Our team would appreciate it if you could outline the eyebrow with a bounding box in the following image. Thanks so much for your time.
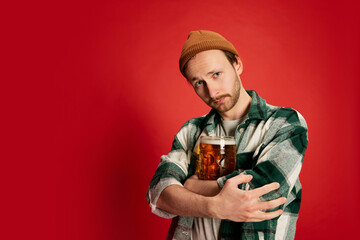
[190,70,218,82]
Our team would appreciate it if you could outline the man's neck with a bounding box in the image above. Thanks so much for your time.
[219,88,252,121]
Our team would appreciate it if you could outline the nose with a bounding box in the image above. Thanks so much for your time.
[207,82,219,99]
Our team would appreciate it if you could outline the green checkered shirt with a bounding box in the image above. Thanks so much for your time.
[147,90,308,240]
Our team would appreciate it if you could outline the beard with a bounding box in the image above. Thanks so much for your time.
[208,75,241,114]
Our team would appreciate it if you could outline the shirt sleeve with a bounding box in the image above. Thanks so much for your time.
[217,109,308,239]
[146,121,195,218]
[217,109,308,206]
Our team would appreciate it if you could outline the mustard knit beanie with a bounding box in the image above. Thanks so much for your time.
[179,30,239,76]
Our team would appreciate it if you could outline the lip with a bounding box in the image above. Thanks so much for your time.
[213,97,225,105]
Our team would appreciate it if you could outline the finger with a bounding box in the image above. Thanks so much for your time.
[250,182,280,198]
[190,174,199,180]
[257,197,287,211]
[246,209,284,222]
[227,174,253,186]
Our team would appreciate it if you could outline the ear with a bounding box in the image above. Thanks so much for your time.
[234,56,243,75]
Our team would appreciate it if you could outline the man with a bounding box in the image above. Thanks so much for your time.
[146,30,308,240]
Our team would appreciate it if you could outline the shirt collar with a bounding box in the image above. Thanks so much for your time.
[246,90,268,120]
[204,90,268,133]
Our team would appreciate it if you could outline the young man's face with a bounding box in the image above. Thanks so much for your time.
[185,50,243,116]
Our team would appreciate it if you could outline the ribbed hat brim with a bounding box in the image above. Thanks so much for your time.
[179,30,239,75]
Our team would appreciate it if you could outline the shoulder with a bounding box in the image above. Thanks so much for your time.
[265,103,307,131]
[256,104,309,153]
[181,114,207,129]
[179,109,216,132]
[173,111,213,151]
[257,103,308,144]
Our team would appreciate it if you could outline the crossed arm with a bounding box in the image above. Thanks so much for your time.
[153,110,307,223]
[156,174,287,222]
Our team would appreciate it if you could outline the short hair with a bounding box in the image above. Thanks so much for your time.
[182,50,238,79]
[223,50,238,66]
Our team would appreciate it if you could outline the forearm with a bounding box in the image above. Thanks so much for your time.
[184,177,221,196]
[156,185,216,218]
[155,174,286,222]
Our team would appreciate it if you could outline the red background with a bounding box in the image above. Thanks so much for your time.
[2,0,360,239]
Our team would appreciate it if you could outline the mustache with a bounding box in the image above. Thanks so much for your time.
[211,94,230,102]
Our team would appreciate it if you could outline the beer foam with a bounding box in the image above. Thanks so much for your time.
[201,137,235,145]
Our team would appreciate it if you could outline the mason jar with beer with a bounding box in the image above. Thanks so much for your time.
[196,136,237,180]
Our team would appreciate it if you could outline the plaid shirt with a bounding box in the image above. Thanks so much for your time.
[147,90,308,240]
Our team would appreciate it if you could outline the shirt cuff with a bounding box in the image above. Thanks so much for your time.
[147,178,183,219]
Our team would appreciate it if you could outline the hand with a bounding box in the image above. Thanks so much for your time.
[211,174,286,222]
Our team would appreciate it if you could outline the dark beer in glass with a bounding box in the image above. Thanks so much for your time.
[196,136,236,180]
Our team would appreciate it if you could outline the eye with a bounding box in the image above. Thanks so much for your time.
[213,72,221,78]
[194,81,204,87]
